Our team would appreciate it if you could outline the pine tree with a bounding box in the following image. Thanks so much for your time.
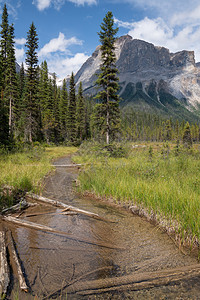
[0,95,9,146]
[19,62,25,99]
[59,78,68,140]
[76,82,86,141]
[0,4,11,146]
[4,24,18,137]
[165,119,172,141]
[95,11,120,144]
[183,122,192,148]
[38,61,56,143]
[0,54,3,97]
[51,72,60,143]
[24,22,39,142]
[0,3,9,94]
[67,72,77,143]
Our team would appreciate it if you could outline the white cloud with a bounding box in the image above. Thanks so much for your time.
[68,0,97,5]
[111,0,200,20]
[33,0,96,11]
[15,38,26,45]
[115,15,200,62]
[38,32,83,57]
[15,47,25,63]
[170,4,200,27]
[47,52,89,78]
[32,0,51,11]
[116,17,173,47]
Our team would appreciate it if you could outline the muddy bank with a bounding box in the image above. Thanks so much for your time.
[2,156,200,299]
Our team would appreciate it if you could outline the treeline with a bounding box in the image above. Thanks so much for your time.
[0,4,92,149]
[122,108,200,143]
[0,4,200,150]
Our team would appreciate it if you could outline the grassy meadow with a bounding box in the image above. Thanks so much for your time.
[0,145,77,210]
[74,141,200,247]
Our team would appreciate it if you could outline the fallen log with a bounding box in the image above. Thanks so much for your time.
[7,231,28,292]
[24,211,77,218]
[26,193,107,221]
[43,265,114,300]
[52,164,82,167]
[1,199,29,215]
[0,231,10,297]
[66,263,200,295]
[3,216,124,250]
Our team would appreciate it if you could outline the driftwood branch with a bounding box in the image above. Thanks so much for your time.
[66,263,200,295]
[3,216,124,250]
[43,265,114,300]
[52,164,82,167]
[25,211,77,218]
[7,231,28,292]
[0,231,9,297]
[26,193,107,221]
[1,200,29,215]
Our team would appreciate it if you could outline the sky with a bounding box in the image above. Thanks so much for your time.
[1,0,200,79]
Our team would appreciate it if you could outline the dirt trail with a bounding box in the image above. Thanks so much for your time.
[5,156,200,299]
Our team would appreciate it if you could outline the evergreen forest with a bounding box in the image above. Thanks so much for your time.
[0,4,200,151]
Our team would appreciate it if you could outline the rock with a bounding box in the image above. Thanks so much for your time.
[70,35,200,118]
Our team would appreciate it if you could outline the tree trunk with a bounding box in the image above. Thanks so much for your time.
[26,193,105,221]
[7,231,28,292]
[66,263,200,295]
[9,96,12,136]
[0,231,10,297]
[106,88,109,144]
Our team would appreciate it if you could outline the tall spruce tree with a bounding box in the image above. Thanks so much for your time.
[76,82,86,141]
[59,78,68,140]
[4,24,18,137]
[0,3,9,94]
[0,4,10,146]
[52,72,60,143]
[25,22,39,142]
[95,11,120,144]
[67,72,77,143]
[19,63,25,99]
[38,61,55,143]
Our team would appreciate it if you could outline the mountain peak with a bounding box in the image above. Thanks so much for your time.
[73,35,200,118]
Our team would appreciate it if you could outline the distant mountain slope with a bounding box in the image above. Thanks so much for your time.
[73,35,200,121]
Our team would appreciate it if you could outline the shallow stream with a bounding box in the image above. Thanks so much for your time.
[5,157,200,299]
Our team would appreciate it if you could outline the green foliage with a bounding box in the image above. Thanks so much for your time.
[59,78,68,140]
[24,22,39,142]
[4,23,18,138]
[0,3,9,90]
[76,82,86,142]
[67,72,77,144]
[0,145,77,210]
[77,140,130,159]
[75,143,200,245]
[183,121,193,148]
[39,61,56,143]
[95,11,120,144]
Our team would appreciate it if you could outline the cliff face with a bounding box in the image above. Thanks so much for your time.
[74,35,200,119]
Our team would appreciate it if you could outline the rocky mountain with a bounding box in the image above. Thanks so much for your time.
[74,35,200,121]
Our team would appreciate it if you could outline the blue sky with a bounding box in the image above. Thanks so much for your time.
[1,0,200,79]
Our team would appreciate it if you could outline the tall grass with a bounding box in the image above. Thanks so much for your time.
[0,145,77,209]
[74,142,200,244]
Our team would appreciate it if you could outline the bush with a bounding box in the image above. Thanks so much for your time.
[78,140,131,158]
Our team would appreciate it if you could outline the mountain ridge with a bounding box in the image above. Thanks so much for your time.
[72,35,200,121]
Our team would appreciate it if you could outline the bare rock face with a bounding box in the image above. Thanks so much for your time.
[74,35,200,117]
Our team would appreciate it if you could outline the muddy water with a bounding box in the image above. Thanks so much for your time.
[6,157,200,299]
